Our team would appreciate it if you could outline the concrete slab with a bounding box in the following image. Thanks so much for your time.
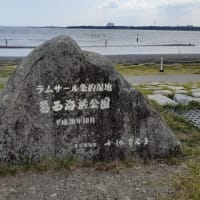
[153,90,173,96]
[147,94,177,106]
[193,98,200,102]
[192,92,200,98]
[191,88,200,92]
[167,86,185,90]
[174,90,188,94]
[174,94,196,105]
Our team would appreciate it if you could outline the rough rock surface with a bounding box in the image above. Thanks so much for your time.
[0,36,180,164]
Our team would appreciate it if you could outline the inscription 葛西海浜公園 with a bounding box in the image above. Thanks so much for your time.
[37,83,112,115]
[39,97,110,113]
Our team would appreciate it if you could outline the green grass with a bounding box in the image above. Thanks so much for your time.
[134,87,154,96]
[0,65,16,78]
[0,82,4,89]
[116,64,200,75]
[193,71,200,74]
[0,65,16,91]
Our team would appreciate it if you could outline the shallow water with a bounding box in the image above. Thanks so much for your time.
[0,27,200,56]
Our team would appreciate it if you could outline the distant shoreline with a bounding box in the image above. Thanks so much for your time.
[1,54,200,65]
[67,26,200,31]
[1,26,200,31]
[0,43,196,49]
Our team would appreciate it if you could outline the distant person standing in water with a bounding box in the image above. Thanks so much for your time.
[136,33,139,43]
[105,39,108,47]
[5,39,8,47]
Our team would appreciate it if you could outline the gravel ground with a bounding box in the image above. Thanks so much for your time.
[0,163,187,200]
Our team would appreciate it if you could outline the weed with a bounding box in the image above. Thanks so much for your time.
[0,165,18,176]
[0,156,77,176]
[32,159,54,173]
[54,155,76,171]
[122,159,137,168]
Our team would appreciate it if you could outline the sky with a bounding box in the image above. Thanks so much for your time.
[0,0,200,26]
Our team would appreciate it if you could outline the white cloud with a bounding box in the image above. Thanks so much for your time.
[94,0,200,26]
[103,1,118,8]
[100,0,200,10]
[1,0,200,26]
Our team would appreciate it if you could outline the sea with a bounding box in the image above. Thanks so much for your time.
[0,26,200,57]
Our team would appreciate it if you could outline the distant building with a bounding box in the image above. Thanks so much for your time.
[106,22,115,27]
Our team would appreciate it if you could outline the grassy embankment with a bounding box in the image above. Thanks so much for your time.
[117,63,200,200]
[0,64,200,199]
[148,101,200,200]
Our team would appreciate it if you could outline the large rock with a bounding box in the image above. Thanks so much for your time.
[0,36,180,164]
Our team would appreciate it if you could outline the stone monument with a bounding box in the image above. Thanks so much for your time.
[0,36,180,164]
